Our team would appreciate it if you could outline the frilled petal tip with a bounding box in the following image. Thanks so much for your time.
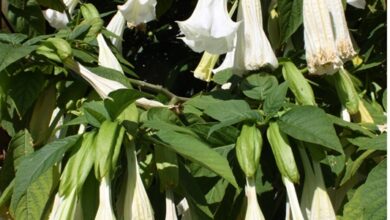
[106,11,126,51]
[43,9,69,29]
[306,51,343,75]
[347,0,366,9]
[118,0,157,26]
[177,0,240,55]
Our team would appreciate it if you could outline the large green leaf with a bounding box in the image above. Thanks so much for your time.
[264,82,288,116]
[241,73,278,100]
[342,161,386,220]
[327,114,375,137]
[278,0,303,43]
[8,71,45,117]
[204,100,259,122]
[156,130,238,188]
[104,89,141,120]
[0,43,36,72]
[278,0,303,42]
[347,134,387,151]
[11,167,58,220]
[278,106,343,153]
[9,130,34,170]
[12,135,81,211]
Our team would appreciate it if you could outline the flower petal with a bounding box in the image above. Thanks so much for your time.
[347,0,366,9]
[106,11,126,51]
[118,0,157,26]
[97,34,124,74]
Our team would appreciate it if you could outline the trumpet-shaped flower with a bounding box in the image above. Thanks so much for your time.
[347,0,366,9]
[97,34,124,73]
[48,190,78,220]
[43,0,79,29]
[123,143,154,220]
[326,0,357,61]
[95,176,116,220]
[234,0,278,71]
[177,0,240,54]
[118,0,157,26]
[303,0,342,75]
[177,198,191,220]
[106,11,127,51]
[245,178,265,220]
[193,52,219,81]
[283,177,304,220]
[66,60,126,98]
[165,190,178,220]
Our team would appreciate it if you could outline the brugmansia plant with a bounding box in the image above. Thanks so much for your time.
[0,0,386,220]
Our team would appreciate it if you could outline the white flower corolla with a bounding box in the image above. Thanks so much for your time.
[165,190,178,220]
[177,0,240,55]
[245,178,265,220]
[326,0,357,61]
[95,176,116,220]
[48,190,78,220]
[283,177,304,220]
[303,0,342,75]
[118,0,157,26]
[123,144,154,220]
[213,48,236,74]
[177,198,191,220]
[97,34,124,74]
[234,0,278,71]
[106,11,127,51]
[66,61,126,98]
[347,0,366,9]
[340,106,351,122]
[43,0,79,29]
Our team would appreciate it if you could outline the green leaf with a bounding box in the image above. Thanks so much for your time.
[8,71,45,117]
[241,73,278,100]
[208,111,262,136]
[12,135,81,211]
[8,2,46,36]
[341,186,364,220]
[0,43,36,72]
[278,106,343,153]
[205,179,229,205]
[340,150,375,185]
[347,134,387,151]
[156,130,238,188]
[278,0,303,43]
[104,89,141,120]
[263,82,288,116]
[82,101,111,127]
[9,130,34,170]
[361,160,386,220]
[36,0,65,12]
[11,167,58,220]
[144,120,196,136]
[0,33,28,44]
[203,100,254,121]
[327,114,376,137]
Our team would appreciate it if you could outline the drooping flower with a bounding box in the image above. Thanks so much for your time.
[106,11,127,51]
[177,0,240,54]
[43,0,79,29]
[326,0,356,61]
[347,0,366,9]
[245,178,265,220]
[118,0,157,27]
[165,190,178,220]
[234,0,278,71]
[48,190,78,220]
[303,0,342,75]
[97,34,124,73]
[177,198,191,220]
[123,143,154,220]
[283,176,305,220]
[95,176,117,220]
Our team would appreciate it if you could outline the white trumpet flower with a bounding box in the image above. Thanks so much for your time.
[97,34,124,74]
[118,0,157,26]
[48,190,78,220]
[106,11,127,51]
[165,190,178,220]
[123,144,154,220]
[283,177,304,220]
[234,0,278,71]
[326,0,357,61]
[177,198,191,220]
[66,61,126,99]
[347,0,366,9]
[95,176,116,220]
[245,178,265,220]
[177,0,240,54]
[303,0,342,75]
[43,0,79,29]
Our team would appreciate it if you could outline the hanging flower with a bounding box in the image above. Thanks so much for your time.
[97,34,124,74]
[234,0,278,71]
[303,0,342,75]
[48,190,78,220]
[95,176,116,220]
[106,11,127,51]
[283,176,305,220]
[118,0,157,27]
[43,0,79,29]
[326,0,357,61]
[177,0,240,54]
[347,0,366,9]
[165,190,178,220]
[245,178,265,220]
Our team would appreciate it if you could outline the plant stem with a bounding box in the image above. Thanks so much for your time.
[128,78,189,103]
